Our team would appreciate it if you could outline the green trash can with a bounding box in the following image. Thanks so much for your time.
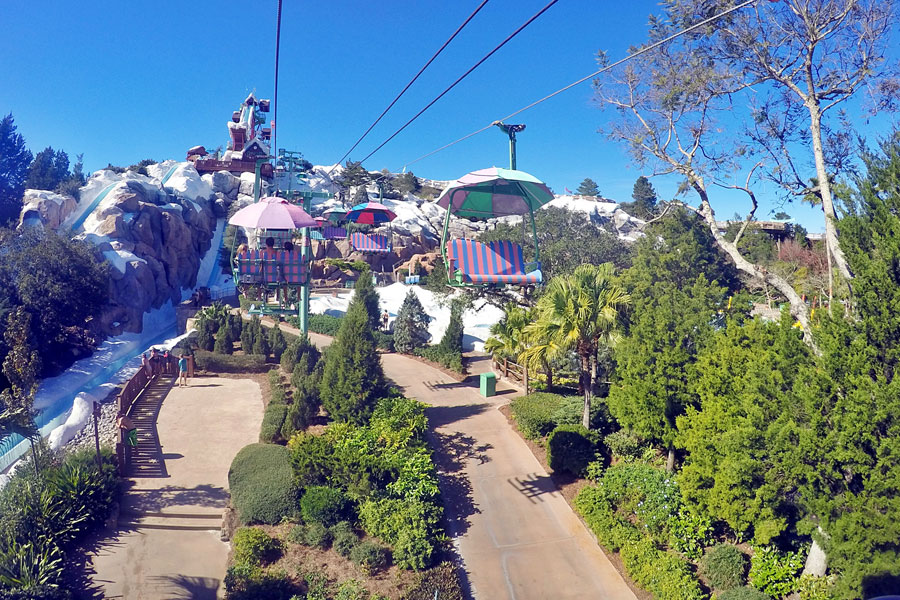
[480,372,497,397]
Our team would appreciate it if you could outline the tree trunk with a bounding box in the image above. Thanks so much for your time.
[542,358,553,393]
[666,443,675,473]
[807,103,852,281]
[580,353,592,430]
[802,528,829,577]
[29,438,39,477]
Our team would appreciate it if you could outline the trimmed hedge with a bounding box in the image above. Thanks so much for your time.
[546,424,601,476]
[194,349,269,373]
[232,527,281,567]
[718,588,772,600]
[700,544,748,591]
[299,486,349,527]
[509,393,567,439]
[259,403,288,444]
[228,443,298,524]
[416,346,463,373]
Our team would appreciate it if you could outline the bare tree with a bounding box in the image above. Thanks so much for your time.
[664,0,897,282]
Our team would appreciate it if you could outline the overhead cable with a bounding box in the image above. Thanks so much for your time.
[327,0,492,175]
[400,0,758,171]
[356,0,561,167]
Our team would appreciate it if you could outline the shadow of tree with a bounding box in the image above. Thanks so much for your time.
[425,403,490,429]
[862,572,900,599]
[507,473,560,504]
[121,483,229,513]
[427,429,491,540]
[148,574,220,599]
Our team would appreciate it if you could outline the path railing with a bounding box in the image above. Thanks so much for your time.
[491,355,530,394]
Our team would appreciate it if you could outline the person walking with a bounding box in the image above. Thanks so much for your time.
[381,310,390,332]
[149,348,160,376]
[141,352,150,377]
[178,354,189,387]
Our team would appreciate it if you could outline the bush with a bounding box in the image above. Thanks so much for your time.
[550,395,614,434]
[358,498,442,570]
[700,544,748,591]
[546,424,601,476]
[350,540,390,572]
[749,546,803,599]
[416,346,463,373]
[223,564,298,600]
[291,314,343,336]
[603,430,644,462]
[268,324,287,361]
[260,402,288,444]
[300,486,349,527]
[718,587,773,600]
[509,392,567,439]
[373,330,394,352]
[620,537,706,600]
[402,562,464,600]
[289,433,334,487]
[229,444,298,524]
[232,527,282,567]
[330,521,359,557]
[666,509,713,561]
[193,350,269,373]
[281,333,321,373]
[214,322,234,354]
[296,522,331,549]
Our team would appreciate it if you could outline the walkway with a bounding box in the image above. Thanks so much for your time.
[302,329,636,600]
[88,376,262,599]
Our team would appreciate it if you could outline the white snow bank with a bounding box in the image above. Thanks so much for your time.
[310,282,504,352]
[48,392,98,450]
[162,162,213,201]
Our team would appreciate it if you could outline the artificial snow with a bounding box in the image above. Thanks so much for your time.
[47,392,98,450]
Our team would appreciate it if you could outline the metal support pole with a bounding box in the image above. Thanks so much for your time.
[93,401,102,470]
[493,122,525,170]
[300,193,311,335]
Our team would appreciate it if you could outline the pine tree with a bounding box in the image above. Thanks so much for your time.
[319,298,384,424]
[353,272,381,331]
[268,323,287,361]
[337,160,371,188]
[251,328,270,357]
[576,178,600,197]
[618,176,659,219]
[196,319,216,351]
[214,322,233,354]
[438,298,465,354]
[25,146,69,191]
[395,171,421,195]
[393,290,430,354]
[0,114,33,224]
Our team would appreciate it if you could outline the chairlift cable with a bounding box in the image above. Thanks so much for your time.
[355,0,561,168]
[400,0,759,171]
[327,0,492,176]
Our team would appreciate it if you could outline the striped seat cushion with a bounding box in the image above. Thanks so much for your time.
[261,250,280,284]
[279,251,308,284]
[350,232,391,253]
[237,250,261,282]
[309,230,326,241]
[446,239,542,284]
[323,226,347,240]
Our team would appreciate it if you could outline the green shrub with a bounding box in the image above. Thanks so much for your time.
[546,424,601,476]
[438,299,465,354]
[260,403,288,444]
[666,508,713,561]
[573,485,642,552]
[193,350,269,373]
[300,486,349,527]
[229,444,298,524]
[358,498,442,570]
[402,562,464,600]
[719,587,772,600]
[281,333,321,373]
[700,544,748,591]
[232,527,281,567]
[0,584,73,599]
[373,331,394,352]
[416,346,463,373]
[290,314,343,336]
[749,546,803,599]
[214,322,234,354]
[350,540,390,572]
[330,521,359,557]
[551,395,613,433]
[302,522,332,549]
[0,538,65,592]
[223,564,298,600]
[509,393,567,439]
[288,433,334,486]
[268,324,287,361]
[603,429,644,462]
[620,537,706,600]
[797,574,836,600]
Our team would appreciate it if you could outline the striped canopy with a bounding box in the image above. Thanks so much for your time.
[346,202,397,225]
[228,196,316,229]
[435,167,554,218]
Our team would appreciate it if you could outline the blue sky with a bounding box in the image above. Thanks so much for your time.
[2,0,896,232]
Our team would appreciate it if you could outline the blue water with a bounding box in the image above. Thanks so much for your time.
[69,182,118,233]
[0,324,176,472]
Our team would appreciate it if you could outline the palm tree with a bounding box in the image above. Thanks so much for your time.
[523,263,629,429]
[486,304,559,391]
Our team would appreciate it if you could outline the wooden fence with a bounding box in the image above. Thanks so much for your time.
[115,354,192,475]
[491,355,530,394]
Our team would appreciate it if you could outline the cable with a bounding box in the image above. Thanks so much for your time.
[356,0,560,167]
[327,0,492,175]
[273,0,283,167]
[400,0,758,171]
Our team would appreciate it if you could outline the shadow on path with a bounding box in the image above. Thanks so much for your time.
[427,429,491,540]
[508,473,560,504]
[122,483,229,513]
[148,575,220,599]
[425,403,490,429]
[128,377,174,478]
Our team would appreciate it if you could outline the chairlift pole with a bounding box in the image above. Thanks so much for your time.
[493,121,526,170]
[280,148,312,335]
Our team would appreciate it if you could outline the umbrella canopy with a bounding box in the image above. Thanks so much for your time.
[345,201,397,225]
[313,216,329,227]
[323,209,347,224]
[435,167,554,218]
[228,196,317,229]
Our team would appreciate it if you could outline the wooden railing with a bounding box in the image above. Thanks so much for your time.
[491,355,530,394]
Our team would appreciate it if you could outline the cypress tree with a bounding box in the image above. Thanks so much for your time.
[252,328,270,357]
[196,318,216,351]
[268,323,287,361]
[393,290,430,354]
[319,299,384,424]
[438,298,465,354]
[213,322,233,354]
[353,271,381,330]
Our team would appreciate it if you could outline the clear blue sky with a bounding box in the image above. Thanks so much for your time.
[2,0,896,232]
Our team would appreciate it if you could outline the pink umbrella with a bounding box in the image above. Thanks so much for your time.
[228,196,317,229]
[313,216,329,228]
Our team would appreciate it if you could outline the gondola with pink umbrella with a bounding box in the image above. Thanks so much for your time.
[346,201,397,254]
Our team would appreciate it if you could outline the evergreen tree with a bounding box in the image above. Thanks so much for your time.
[228,313,243,341]
[353,272,380,331]
[196,319,216,351]
[576,178,600,196]
[393,290,430,354]
[319,298,384,424]
[25,146,69,191]
[395,172,421,195]
[240,318,255,353]
[0,114,33,224]
[268,323,287,361]
[337,160,371,188]
[214,322,233,355]
[438,298,465,354]
[251,327,270,357]
[0,308,41,473]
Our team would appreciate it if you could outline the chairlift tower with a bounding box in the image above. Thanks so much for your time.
[492,121,526,170]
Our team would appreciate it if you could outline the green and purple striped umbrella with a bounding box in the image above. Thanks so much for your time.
[435,167,555,218]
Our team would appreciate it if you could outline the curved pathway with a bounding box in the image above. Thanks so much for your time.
[88,377,262,599]
[302,330,636,600]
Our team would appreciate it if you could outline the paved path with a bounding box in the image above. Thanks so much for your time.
[300,328,636,600]
[88,376,262,599]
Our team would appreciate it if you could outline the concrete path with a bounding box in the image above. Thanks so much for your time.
[299,329,636,600]
[89,376,262,600]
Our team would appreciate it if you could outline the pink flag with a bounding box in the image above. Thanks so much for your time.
[564,186,573,194]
